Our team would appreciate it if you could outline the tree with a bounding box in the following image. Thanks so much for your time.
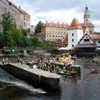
[4,31,14,47]
[93,32,100,34]
[1,12,14,32]
[12,29,24,47]
[1,12,15,47]
[35,21,43,33]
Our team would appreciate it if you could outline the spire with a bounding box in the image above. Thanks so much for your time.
[84,4,90,23]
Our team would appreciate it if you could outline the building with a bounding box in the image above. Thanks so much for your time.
[67,18,83,49]
[30,25,35,34]
[63,5,94,48]
[42,22,68,41]
[81,5,94,33]
[0,0,30,32]
[75,33,100,57]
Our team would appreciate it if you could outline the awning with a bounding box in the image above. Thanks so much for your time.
[58,47,74,50]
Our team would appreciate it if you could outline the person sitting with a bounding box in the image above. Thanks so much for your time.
[56,65,60,72]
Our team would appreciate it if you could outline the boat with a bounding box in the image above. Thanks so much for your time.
[41,65,78,76]
[90,69,100,73]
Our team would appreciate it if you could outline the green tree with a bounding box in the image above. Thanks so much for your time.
[93,32,100,34]
[31,36,41,47]
[0,33,5,48]
[4,31,14,47]
[1,12,14,32]
[1,12,15,47]
[35,21,43,33]
[12,29,24,47]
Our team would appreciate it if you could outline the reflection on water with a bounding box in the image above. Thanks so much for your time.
[0,58,100,100]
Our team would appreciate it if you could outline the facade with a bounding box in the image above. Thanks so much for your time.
[75,34,100,57]
[63,5,94,48]
[0,0,30,32]
[42,22,68,41]
[30,25,35,34]
[67,18,83,48]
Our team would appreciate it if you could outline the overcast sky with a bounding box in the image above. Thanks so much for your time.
[10,0,100,32]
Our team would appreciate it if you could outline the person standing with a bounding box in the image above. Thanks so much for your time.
[2,58,5,64]
[17,57,20,63]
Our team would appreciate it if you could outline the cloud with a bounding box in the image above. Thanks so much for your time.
[31,8,83,24]
[10,0,100,32]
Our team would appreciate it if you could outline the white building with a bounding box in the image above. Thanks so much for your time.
[63,5,94,49]
[67,18,83,49]
[78,34,100,50]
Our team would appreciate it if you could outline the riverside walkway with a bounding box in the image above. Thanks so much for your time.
[0,63,61,92]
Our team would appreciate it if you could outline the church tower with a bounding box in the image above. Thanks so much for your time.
[84,5,90,23]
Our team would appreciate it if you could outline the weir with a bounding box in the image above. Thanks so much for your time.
[0,63,61,92]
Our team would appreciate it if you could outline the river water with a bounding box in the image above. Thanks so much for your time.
[0,58,100,100]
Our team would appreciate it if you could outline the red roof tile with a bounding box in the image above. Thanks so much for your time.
[78,33,100,44]
[81,23,94,27]
[89,34,100,40]
[8,0,30,16]
[68,18,82,30]
[44,22,69,28]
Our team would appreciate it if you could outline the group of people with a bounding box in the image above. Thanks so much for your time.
[38,61,73,73]
[2,57,8,64]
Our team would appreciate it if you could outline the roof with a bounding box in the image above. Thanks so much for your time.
[89,34,100,40]
[44,22,69,28]
[19,8,30,16]
[63,33,68,44]
[8,0,30,16]
[81,23,94,27]
[78,33,100,44]
[68,18,82,30]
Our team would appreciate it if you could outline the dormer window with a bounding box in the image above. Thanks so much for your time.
[84,39,89,42]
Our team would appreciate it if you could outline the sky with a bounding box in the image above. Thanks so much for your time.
[10,0,100,32]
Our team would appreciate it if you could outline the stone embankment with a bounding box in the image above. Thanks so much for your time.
[0,63,61,92]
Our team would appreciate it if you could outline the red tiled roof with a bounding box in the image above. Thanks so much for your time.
[81,23,94,33]
[19,8,30,16]
[78,33,100,44]
[44,22,69,28]
[81,23,94,27]
[68,18,82,30]
[8,0,30,16]
[89,34,100,40]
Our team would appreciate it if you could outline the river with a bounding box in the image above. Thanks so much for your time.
[0,58,100,100]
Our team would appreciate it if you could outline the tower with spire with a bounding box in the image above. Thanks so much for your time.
[84,5,90,23]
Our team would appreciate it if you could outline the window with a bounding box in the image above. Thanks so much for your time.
[98,41,100,43]
[72,39,74,42]
[84,39,89,42]
[72,33,74,36]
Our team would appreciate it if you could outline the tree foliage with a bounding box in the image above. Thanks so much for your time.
[93,32,100,34]
[35,21,43,33]
[0,13,55,48]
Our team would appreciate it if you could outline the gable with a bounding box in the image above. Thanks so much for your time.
[79,34,94,44]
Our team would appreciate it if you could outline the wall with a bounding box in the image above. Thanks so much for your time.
[80,34,94,44]
[68,29,83,48]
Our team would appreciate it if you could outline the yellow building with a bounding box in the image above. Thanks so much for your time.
[42,22,68,41]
